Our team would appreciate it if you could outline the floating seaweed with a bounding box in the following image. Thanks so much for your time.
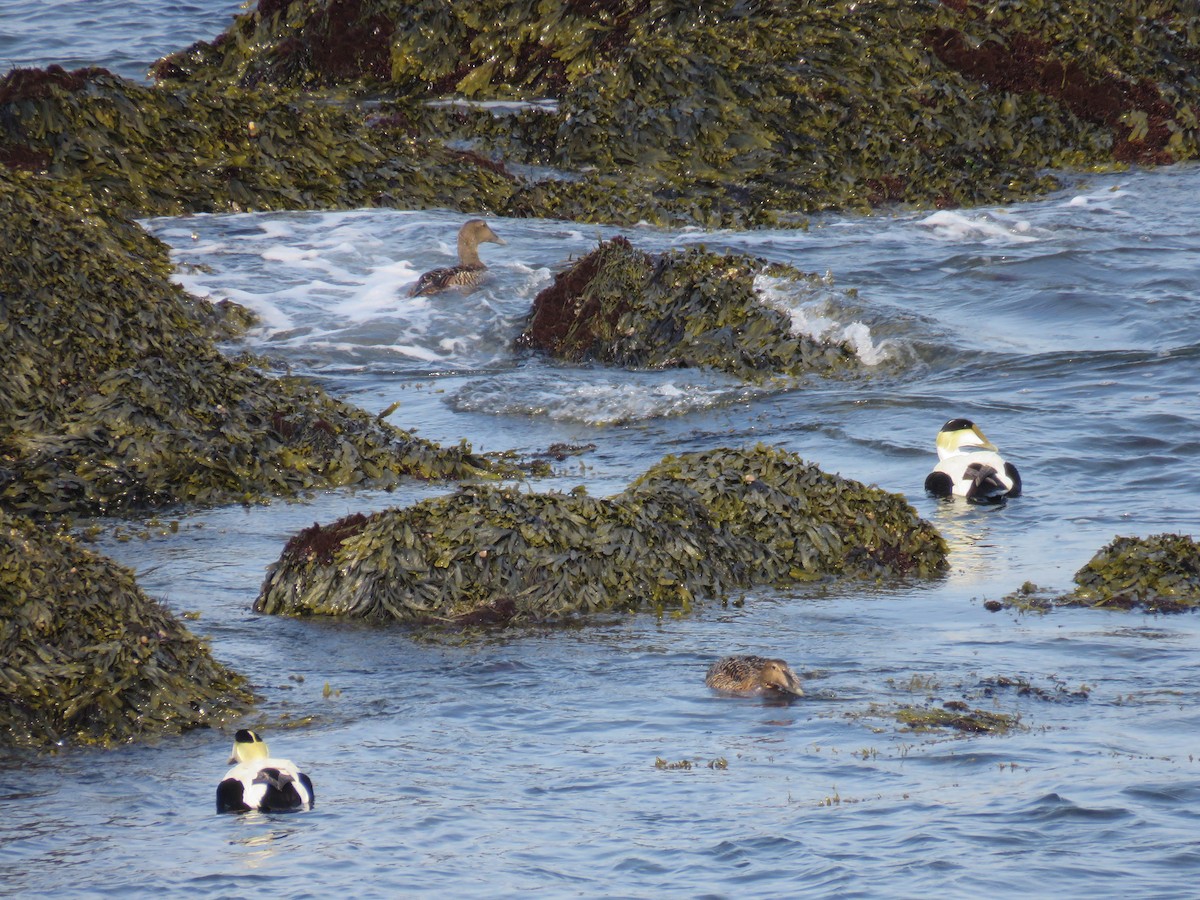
[892,704,1021,735]
[0,510,254,749]
[993,533,1200,614]
[256,445,948,625]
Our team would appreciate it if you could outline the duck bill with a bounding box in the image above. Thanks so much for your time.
[970,426,998,452]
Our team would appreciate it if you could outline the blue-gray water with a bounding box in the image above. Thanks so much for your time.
[4,5,1200,898]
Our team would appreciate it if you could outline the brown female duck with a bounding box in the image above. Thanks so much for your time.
[705,655,804,697]
[409,219,506,297]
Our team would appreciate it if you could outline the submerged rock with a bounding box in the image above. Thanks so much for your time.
[0,172,512,518]
[0,511,254,749]
[995,533,1200,613]
[256,445,948,625]
[517,236,859,380]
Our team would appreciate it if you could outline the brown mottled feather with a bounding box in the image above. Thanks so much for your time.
[409,219,505,297]
[705,655,804,696]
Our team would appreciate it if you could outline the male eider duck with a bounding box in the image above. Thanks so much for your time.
[216,729,314,814]
[408,218,506,296]
[705,655,804,697]
[924,418,1022,503]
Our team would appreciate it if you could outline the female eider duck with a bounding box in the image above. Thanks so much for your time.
[408,218,506,296]
[216,729,314,814]
[705,655,804,697]
[924,417,1022,503]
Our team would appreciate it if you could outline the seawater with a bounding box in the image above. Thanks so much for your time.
[4,5,1200,898]
[0,1,244,82]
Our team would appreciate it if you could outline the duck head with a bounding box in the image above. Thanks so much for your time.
[228,729,270,765]
[757,659,804,696]
[458,219,506,262]
[935,418,998,460]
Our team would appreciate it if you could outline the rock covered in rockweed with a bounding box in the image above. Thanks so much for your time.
[0,170,512,518]
[516,236,860,380]
[997,533,1200,614]
[0,510,254,749]
[0,63,519,220]
[255,445,949,624]
[147,0,1200,225]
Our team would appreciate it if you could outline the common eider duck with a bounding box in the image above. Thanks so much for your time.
[216,729,314,814]
[705,655,804,697]
[408,219,506,296]
[924,417,1022,503]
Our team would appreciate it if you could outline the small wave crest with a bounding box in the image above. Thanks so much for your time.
[450,369,769,425]
[754,274,894,366]
[917,209,1042,244]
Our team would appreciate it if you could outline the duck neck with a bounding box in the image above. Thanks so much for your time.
[458,235,484,268]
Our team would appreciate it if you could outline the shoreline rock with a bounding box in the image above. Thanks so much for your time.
[994,533,1200,614]
[0,171,513,520]
[0,510,254,750]
[149,0,1200,224]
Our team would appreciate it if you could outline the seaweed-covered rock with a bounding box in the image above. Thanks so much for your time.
[517,237,859,380]
[256,445,948,624]
[0,64,517,220]
[0,511,253,749]
[995,533,1200,613]
[146,0,1200,225]
[0,170,509,518]
[1069,534,1200,610]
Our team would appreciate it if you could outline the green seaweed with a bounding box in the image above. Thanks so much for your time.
[255,444,948,624]
[892,703,1021,735]
[136,0,1200,226]
[0,510,254,749]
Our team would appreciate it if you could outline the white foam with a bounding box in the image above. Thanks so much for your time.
[754,275,891,366]
[451,372,765,425]
[1063,185,1132,215]
[916,209,1040,244]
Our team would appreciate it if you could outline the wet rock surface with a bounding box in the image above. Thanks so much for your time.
[995,534,1200,614]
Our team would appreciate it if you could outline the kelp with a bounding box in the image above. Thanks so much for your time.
[517,236,859,380]
[0,170,512,518]
[256,445,948,624]
[0,510,254,749]
[141,0,1200,225]
[995,533,1200,614]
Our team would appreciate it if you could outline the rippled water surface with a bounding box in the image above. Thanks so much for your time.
[0,0,243,81]
[4,6,1200,898]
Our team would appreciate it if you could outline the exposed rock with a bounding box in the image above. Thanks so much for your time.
[517,237,860,380]
[995,533,1200,613]
[141,0,1200,224]
[0,171,511,518]
[0,510,254,749]
[256,445,949,624]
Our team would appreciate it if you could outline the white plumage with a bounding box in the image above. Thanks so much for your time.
[216,729,314,814]
[924,418,1022,503]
